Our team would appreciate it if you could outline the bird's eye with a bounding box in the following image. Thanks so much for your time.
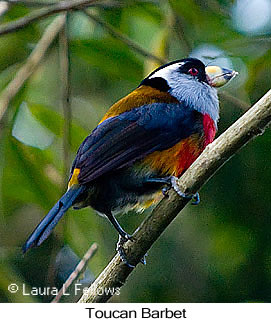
[188,68,199,76]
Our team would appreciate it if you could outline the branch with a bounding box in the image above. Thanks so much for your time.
[4,0,158,8]
[0,14,65,121]
[83,10,166,64]
[51,243,98,303]
[220,91,250,111]
[168,0,192,55]
[4,0,58,6]
[0,0,100,36]
[59,13,72,185]
[78,89,271,303]
[0,1,9,18]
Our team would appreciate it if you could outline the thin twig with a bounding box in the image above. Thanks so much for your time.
[83,10,166,65]
[5,0,57,6]
[0,14,66,122]
[168,0,191,55]
[0,0,100,36]
[0,1,9,18]
[220,91,251,111]
[171,14,191,55]
[4,0,156,8]
[52,242,98,303]
[78,89,271,303]
[206,0,230,17]
[59,13,71,186]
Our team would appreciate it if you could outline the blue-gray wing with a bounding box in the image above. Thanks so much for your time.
[70,103,202,184]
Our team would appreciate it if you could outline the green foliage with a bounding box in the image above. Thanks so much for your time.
[0,0,270,303]
[70,38,143,82]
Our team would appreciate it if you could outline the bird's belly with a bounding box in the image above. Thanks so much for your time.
[74,166,164,215]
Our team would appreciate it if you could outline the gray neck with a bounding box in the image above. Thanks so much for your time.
[167,74,220,127]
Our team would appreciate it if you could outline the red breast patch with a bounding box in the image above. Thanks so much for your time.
[202,114,216,147]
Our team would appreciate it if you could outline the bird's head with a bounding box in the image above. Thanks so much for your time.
[141,57,237,90]
[141,57,238,125]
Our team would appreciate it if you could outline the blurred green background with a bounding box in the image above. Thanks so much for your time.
[0,0,270,303]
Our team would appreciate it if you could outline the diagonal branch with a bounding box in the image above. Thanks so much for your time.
[78,88,271,303]
[51,242,98,303]
[220,91,250,111]
[83,10,166,64]
[0,0,101,36]
[59,13,72,186]
[0,14,65,121]
[5,0,58,6]
[0,1,9,18]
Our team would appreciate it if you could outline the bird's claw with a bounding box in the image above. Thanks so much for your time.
[140,252,148,265]
[116,235,147,267]
[116,234,135,268]
[191,192,200,205]
[170,176,200,205]
[162,186,170,197]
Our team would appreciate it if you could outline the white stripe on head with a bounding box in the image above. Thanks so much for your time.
[149,62,185,80]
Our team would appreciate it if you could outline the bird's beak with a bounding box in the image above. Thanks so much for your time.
[205,66,238,88]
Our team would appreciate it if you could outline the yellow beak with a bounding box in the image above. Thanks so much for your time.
[205,66,238,88]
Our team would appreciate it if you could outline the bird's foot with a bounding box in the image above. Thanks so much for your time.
[116,234,135,268]
[170,176,200,205]
[116,234,147,267]
[140,252,148,265]
[162,185,171,197]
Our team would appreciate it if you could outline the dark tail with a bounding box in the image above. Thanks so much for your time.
[23,185,85,253]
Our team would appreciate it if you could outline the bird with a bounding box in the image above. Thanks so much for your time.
[23,57,237,266]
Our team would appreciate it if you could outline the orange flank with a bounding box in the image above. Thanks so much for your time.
[143,134,203,177]
[68,168,80,188]
[134,134,204,212]
[99,85,179,124]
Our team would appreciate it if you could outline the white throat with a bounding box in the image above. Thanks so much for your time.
[149,63,220,126]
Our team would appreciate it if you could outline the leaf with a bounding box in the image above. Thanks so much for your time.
[12,102,55,150]
[27,103,89,151]
[70,38,143,83]
[2,135,59,210]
